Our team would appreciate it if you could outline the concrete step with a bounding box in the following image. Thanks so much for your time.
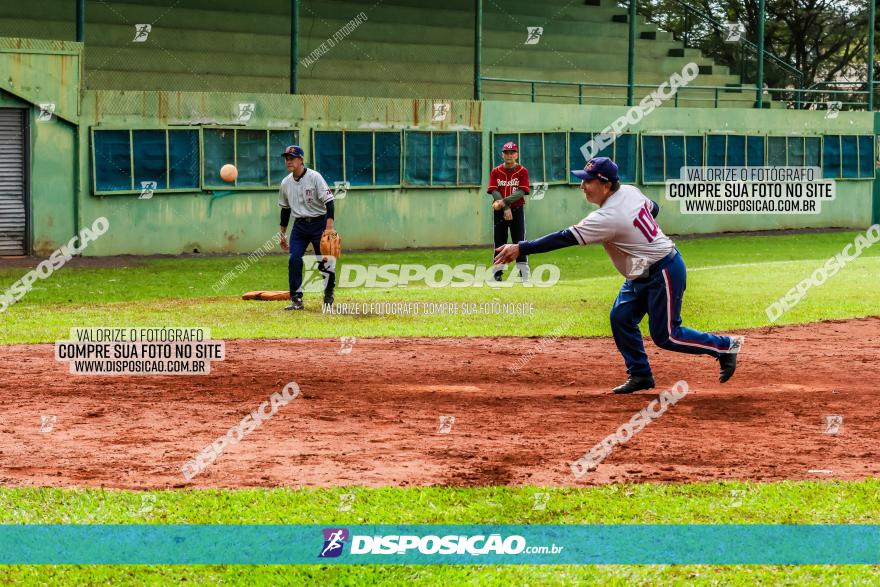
[62,17,704,61]
[297,3,652,33]
[303,58,743,87]
[84,69,290,93]
[83,70,768,107]
[7,14,699,63]
[79,41,737,85]
[0,0,674,47]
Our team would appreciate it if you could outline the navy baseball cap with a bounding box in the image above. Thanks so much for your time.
[572,157,619,182]
[280,145,305,158]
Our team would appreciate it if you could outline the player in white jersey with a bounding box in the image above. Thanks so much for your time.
[494,157,743,394]
[277,145,336,310]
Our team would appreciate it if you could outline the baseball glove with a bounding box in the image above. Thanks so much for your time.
[320,229,342,259]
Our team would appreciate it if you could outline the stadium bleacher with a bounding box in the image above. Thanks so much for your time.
[1,0,770,107]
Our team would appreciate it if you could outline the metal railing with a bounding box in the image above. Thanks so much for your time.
[480,77,871,109]
[807,80,879,94]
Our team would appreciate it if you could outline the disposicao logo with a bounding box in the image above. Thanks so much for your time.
[316,530,564,557]
[318,528,349,558]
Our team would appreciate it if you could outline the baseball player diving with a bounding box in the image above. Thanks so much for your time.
[277,145,336,310]
[494,157,743,394]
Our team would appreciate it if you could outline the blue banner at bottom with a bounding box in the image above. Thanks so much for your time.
[0,525,876,564]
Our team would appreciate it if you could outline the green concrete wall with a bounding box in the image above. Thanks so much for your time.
[503,103,875,239]
[75,92,488,255]
[0,37,81,123]
[0,37,80,255]
[0,91,76,255]
[0,33,874,256]
[30,108,77,253]
[60,90,873,256]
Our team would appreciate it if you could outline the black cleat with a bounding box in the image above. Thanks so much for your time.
[323,292,334,306]
[718,336,744,383]
[284,298,304,311]
[612,375,655,394]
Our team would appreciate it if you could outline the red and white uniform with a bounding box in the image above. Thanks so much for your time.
[487,164,530,209]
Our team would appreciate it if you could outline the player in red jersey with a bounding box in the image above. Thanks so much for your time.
[487,142,530,282]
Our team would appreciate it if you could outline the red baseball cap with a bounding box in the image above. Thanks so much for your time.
[502,142,518,152]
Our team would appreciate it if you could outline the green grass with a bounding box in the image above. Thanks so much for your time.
[2,231,879,583]
[1,481,878,584]
[1,231,879,344]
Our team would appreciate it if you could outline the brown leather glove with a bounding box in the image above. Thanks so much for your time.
[320,230,342,259]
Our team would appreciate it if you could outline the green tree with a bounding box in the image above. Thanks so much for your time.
[639,0,870,91]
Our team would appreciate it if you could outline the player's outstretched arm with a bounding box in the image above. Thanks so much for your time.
[494,229,578,264]
[519,229,578,255]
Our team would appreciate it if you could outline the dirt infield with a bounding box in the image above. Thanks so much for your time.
[1,318,878,489]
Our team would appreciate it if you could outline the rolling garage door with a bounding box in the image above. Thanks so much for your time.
[0,109,27,255]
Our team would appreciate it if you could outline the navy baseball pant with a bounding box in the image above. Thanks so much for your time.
[609,250,733,377]
[288,216,335,299]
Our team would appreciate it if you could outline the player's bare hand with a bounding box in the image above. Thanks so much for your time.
[492,200,504,211]
[279,232,289,252]
[503,208,513,221]
[494,244,519,265]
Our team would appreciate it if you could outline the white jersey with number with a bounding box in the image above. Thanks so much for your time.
[567,184,675,279]
[277,168,333,219]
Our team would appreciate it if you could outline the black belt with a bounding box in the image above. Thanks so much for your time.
[295,215,324,223]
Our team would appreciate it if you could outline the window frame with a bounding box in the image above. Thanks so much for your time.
[764,135,822,169]
[821,134,876,180]
[91,127,202,196]
[201,127,300,191]
[311,129,404,189]
[639,133,705,184]
[765,135,789,167]
[567,132,639,184]
[705,133,767,167]
[403,130,483,188]
[745,135,767,167]
[491,131,568,186]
